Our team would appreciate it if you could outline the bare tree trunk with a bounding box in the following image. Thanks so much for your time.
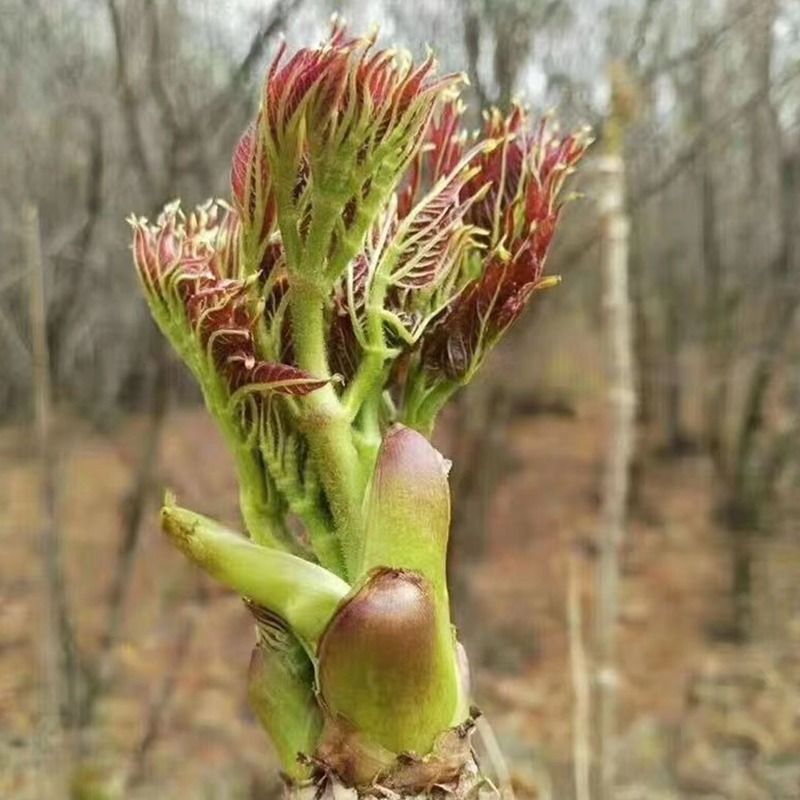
[698,168,728,468]
[721,0,795,641]
[628,230,654,428]
[25,203,74,799]
[692,63,728,470]
[662,270,686,453]
[593,155,635,800]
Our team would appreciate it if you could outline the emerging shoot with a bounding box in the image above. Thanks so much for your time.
[129,17,588,796]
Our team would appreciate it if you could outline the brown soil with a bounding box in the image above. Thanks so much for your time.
[0,403,795,798]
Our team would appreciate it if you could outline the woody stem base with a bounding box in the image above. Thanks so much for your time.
[284,754,495,800]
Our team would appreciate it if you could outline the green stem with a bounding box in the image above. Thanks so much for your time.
[403,379,459,437]
[296,502,345,575]
[342,277,392,421]
[234,446,288,544]
[353,387,384,471]
[290,282,365,579]
[203,380,301,553]
[342,345,389,421]
[147,299,297,552]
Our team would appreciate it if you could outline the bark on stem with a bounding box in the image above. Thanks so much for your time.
[282,751,493,800]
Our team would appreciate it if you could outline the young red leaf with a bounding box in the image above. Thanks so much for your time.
[418,113,590,380]
[130,201,329,404]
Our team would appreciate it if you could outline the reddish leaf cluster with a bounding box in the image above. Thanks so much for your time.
[263,21,451,162]
[322,90,587,386]
[132,21,588,411]
[462,106,530,237]
[231,117,276,247]
[399,96,466,219]
[328,154,487,380]
[393,168,480,290]
[419,108,590,380]
[265,21,359,142]
[131,201,327,400]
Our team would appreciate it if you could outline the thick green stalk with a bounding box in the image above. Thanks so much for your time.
[342,273,392,422]
[141,293,297,553]
[289,282,366,578]
[233,444,293,550]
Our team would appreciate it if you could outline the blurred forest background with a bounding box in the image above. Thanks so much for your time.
[2,0,800,798]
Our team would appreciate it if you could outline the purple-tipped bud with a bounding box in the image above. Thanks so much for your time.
[318,569,459,759]
[359,425,450,609]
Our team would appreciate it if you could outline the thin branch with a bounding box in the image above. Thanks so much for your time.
[732,268,799,489]
[124,603,199,791]
[143,0,181,137]
[730,115,800,494]
[556,63,800,272]
[568,555,591,800]
[73,108,104,266]
[201,0,304,131]
[0,304,32,382]
[84,342,171,720]
[627,0,664,66]
[48,106,105,353]
[104,354,169,653]
[462,0,490,112]
[172,0,304,185]
[105,0,156,195]
[638,0,760,87]
[475,716,515,800]
[26,203,78,795]
[639,63,800,200]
